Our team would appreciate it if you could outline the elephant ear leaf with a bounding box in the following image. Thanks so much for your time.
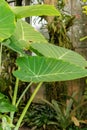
[30,43,87,67]
[3,20,47,55]
[12,4,61,19]
[13,56,87,83]
[0,0,15,42]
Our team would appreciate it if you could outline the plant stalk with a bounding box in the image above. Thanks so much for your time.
[10,78,19,122]
[16,82,32,107]
[14,82,43,130]
[12,78,19,105]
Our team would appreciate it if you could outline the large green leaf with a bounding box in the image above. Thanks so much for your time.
[3,20,47,55]
[0,0,15,42]
[12,4,61,19]
[13,56,87,83]
[30,43,87,67]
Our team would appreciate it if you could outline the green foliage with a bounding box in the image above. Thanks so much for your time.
[45,0,75,49]
[0,93,16,130]
[0,126,3,130]
[0,0,15,42]
[24,103,57,129]
[0,0,87,130]
[12,4,61,19]
[80,4,87,41]
[3,20,47,55]
[37,95,87,130]
[22,94,87,130]
[1,116,14,130]
[82,0,87,2]
[30,43,87,67]
[13,56,87,82]
[0,1,61,129]
[82,6,87,15]
[47,16,74,48]
[84,88,87,99]
[57,0,65,9]
[0,92,16,113]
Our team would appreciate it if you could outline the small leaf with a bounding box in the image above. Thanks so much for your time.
[0,100,16,113]
[0,97,16,113]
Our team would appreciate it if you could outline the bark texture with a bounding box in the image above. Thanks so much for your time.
[44,0,57,23]
[15,0,22,6]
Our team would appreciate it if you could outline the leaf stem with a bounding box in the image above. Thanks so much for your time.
[10,78,19,122]
[16,82,32,107]
[14,82,43,130]
[12,78,19,105]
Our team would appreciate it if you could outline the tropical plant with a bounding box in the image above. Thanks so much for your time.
[21,93,87,130]
[37,93,87,130]
[0,0,87,130]
[22,103,57,130]
[37,0,75,102]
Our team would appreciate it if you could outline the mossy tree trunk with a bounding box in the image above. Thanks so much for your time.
[66,0,86,102]
[44,0,57,23]
[43,0,86,102]
[43,0,68,102]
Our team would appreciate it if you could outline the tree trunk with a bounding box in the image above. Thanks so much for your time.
[15,0,22,6]
[44,0,57,6]
[44,0,86,103]
[44,0,68,102]
[44,0,57,23]
[66,0,86,102]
